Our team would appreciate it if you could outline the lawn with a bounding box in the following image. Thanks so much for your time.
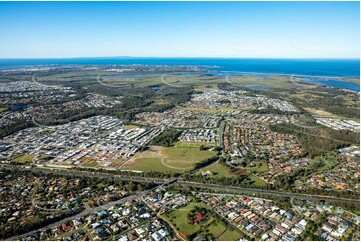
[164,202,233,239]
[165,203,200,236]
[124,157,180,173]
[198,163,236,178]
[311,153,338,171]
[81,162,98,168]
[11,154,34,164]
[124,146,216,173]
[247,174,268,187]
[244,161,269,173]
[217,228,242,241]
[207,221,227,238]
[162,146,215,161]
[174,141,215,148]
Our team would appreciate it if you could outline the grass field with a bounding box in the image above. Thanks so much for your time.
[123,146,216,173]
[217,228,242,241]
[247,174,268,187]
[207,221,227,238]
[311,153,338,171]
[124,157,179,173]
[304,107,340,118]
[165,203,200,235]
[107,158,126,167]
[135,74,226,87]
[174,141,215,148]
[0,107,7,113]
[11,154,34,164]
[194,84,219,91]
[198,163,236,178]
[227,75,295,90]
[162,146,215,162]
[81,162,98,168]
[244,161,269,173]
[164,202,242,240]
[176,106,218,113]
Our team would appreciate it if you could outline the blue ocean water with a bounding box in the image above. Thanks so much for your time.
[0,58,359,91]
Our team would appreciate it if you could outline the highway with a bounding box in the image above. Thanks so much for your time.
[176,181,360,204]
[1,164,359,205]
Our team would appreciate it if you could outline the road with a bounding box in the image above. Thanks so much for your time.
[176,181,360,204]
[211,207,248,238]
[0,164,167,183]
[4,172,178,241]
[141,198,185,241]
[1,164,359,205]
[5,196,128,241]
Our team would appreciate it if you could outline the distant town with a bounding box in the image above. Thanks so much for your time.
[0,64,359,241]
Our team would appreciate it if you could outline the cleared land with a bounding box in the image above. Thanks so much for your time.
[305,107,340,118]
[174,141,215,148]
[122,146,216,173]
[81,162,98,168]
[11,154,34,164]
[198,163,236,178]
[123,125,140,130]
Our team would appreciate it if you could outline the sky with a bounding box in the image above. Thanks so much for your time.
[0,1,359,58]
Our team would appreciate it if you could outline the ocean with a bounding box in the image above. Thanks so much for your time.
[0,57,359,91]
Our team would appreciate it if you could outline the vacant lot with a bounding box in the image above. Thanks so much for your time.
[81,162,98,168]
[165,203,200,236]
[198,163,235,178]
[11,154,34,164]
[244,161,269,173]
[123,145,216,173]
[165,202,243,240]
[247,174,268,187]
[217,228,242,241]
[207,221,228,238]
[174,141,215,148]
[304,107,339,118]
[227,75,295,90]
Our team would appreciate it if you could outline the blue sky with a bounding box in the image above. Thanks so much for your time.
[0,1,359,58]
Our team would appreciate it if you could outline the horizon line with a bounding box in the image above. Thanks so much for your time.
[0,56,360,60]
